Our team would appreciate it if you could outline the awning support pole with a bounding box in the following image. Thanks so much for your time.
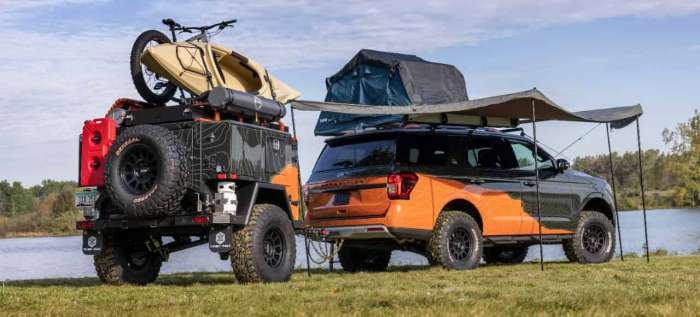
[290,106,313,276]
[635,118,650,262]
[606,123,624,261]
[532,100,544,271]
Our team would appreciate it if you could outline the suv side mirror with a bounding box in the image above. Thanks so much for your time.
[556,159,570,172]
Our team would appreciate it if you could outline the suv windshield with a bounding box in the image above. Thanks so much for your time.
[313,139,395,172]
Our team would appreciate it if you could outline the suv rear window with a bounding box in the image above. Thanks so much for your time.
[313,139,395,172]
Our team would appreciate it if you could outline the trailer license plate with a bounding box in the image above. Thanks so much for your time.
[75,190,99,207]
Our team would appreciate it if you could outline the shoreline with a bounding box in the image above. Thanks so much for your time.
[1,208,698,240]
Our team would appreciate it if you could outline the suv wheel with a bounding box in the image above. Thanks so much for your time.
[231,204,296,283]
[483,246,529,264]
[94,236,162,285]
[105,124,190,218]
[428,210,482,270]
[338,246,391,272]
[562,211,615,264]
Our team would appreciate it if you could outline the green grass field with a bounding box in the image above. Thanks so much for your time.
[2,256,699,316]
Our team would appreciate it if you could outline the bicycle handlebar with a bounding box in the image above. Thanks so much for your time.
[163,18,237,33]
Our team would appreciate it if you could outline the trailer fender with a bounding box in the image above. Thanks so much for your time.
[234,182,298,227]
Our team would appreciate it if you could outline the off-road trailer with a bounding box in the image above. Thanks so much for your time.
[76,99,304,284]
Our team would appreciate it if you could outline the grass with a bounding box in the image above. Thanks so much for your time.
[2,256,699,317]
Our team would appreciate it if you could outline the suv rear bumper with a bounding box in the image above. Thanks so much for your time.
[322,225,395,240]
[310,225,433,242]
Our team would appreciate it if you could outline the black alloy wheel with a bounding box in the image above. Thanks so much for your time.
[582,224,607,255]
[562,211,615,264]
[94,236,163,285]
[428,210,482,270]
[231,204,296,283]
[104,124,190,218]
[448,228,472,261]
[262,227,286,268]
[119,144,159,195]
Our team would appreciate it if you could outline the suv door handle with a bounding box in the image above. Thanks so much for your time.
[523,180,537,187]
[469,178,485,185]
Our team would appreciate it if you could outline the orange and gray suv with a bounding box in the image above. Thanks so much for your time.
[304,127,617,271]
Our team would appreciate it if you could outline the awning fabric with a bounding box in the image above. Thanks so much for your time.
[291,88,642,129]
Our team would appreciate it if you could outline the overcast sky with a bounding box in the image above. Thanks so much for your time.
[0,0,699,185]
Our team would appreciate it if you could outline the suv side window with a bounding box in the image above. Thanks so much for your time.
[467,135,517,169]
[508,139,554,171]
[397,134,460,166]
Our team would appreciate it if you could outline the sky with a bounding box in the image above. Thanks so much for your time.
[0,0,698,185]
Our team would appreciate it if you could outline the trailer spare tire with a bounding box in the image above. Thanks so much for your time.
[105,124,190,218]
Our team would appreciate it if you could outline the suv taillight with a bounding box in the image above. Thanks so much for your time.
[387,172,418,200]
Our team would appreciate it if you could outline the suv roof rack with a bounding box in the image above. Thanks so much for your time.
[500,127,526,136]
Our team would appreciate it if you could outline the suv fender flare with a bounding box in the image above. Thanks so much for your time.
[434,199,484,232]
[578,193,616,225]
[234,182,300,228]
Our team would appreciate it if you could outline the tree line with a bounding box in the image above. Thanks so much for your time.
[0,179,78,216]
[1,111,698,218]
[573,110,700,210]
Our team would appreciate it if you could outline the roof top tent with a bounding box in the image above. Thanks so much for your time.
[314,49,469,136]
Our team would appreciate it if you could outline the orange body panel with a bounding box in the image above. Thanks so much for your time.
[307,176,389,219]
[306,172,574,237]
[270,164,302,222]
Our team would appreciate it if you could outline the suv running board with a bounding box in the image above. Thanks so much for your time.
[484,234,574,246]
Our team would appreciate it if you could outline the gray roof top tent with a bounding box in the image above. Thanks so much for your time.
[292,49,648,273]
[314,49,469,136]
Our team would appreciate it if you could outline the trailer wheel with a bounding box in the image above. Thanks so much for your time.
[231,204,296,283]
[338,246,391,272]
[428,210,482,270]
[105,124,190,218]
[130,30,177,105]
[563,211,616,264]
[94,237,162,285]
[482,246,529,264]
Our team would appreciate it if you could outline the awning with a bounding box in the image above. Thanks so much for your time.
[291,88,642,129]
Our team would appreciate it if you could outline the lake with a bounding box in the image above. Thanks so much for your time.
[1,209,698,281]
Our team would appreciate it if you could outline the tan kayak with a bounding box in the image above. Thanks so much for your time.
[141,41,301,104]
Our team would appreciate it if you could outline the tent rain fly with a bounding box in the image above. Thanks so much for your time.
[292,88,642,129]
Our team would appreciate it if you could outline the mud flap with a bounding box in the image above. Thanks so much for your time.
[209,226,233,253]
[82,230,102,255]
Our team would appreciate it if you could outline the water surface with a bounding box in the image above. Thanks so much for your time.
[1,209,698,281]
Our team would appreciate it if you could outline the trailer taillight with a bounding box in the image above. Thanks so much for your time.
[76,220,96,230]
[192,216,209,224]
[387,172,418,200]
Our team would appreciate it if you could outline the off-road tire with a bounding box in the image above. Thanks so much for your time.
[562,211,616,264]
[428,210,482,270]
[425,253,439,266]
[482,246,529,264]
[94,239,162,285]
[231,204,296,283]
[105,125,190,218]
[130,30,177,105]
[338,246,391,272]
